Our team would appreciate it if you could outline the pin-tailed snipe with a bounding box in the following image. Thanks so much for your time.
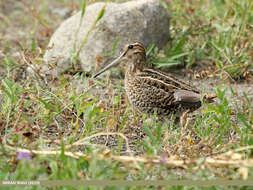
[93,42,216,117]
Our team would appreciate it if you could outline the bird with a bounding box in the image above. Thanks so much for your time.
[93,42,216,118]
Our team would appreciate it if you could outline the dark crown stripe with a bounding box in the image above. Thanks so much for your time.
[132,42,146,54]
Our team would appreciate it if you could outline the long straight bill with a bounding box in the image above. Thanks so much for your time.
[93,53,124,78]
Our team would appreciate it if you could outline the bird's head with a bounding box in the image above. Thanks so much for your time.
[93,42,146,78]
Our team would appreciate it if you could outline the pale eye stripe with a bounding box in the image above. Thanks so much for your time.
[133,42,144,47]
[133,43,145,51]
[137,76,181,90]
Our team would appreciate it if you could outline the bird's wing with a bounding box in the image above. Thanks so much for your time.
[134,70,202,113]
[140,68,200,93]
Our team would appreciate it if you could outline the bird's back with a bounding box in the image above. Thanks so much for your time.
[125,67,202,116]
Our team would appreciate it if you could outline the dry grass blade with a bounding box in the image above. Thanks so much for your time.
[4,144,253,169]
[67,132,131,153]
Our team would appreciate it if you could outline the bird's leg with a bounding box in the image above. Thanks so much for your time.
[179,109,191,141]
[180,109,190,129]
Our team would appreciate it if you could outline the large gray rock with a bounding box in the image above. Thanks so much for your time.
[44,0,170,75]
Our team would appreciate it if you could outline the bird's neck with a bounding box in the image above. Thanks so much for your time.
[127,57,146,74]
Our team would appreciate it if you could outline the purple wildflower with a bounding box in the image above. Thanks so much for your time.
[17,152,32,161]
[160,157,167,164]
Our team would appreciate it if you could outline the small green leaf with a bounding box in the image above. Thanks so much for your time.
[156,124,162,142]
[95,5,105,24]
[146,44,155,56]
[37,97,54,110]
[112,38,120,52]
[238,113,250,128]
[4,56,16,69]
[143,124,156,144]
[81,0,87,19]
[78,99,98,117]
[215,59,223,70]
[1,78,21,104]
[60,140,66,162]
[173,35,187,52]
[1,85,12,102]
[31,39,36,52]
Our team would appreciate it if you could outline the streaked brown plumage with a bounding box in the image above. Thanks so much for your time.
[93,42,216,117]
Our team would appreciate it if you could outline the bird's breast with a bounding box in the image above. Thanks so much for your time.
[125,72,146,110]
[124,72,167,114]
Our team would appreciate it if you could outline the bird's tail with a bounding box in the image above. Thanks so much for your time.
[203,93,217,103]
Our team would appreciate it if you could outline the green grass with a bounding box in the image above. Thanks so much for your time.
[0,0,253,189]
[157,0,253,80]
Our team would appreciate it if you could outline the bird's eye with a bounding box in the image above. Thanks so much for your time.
[128,45,133,49]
